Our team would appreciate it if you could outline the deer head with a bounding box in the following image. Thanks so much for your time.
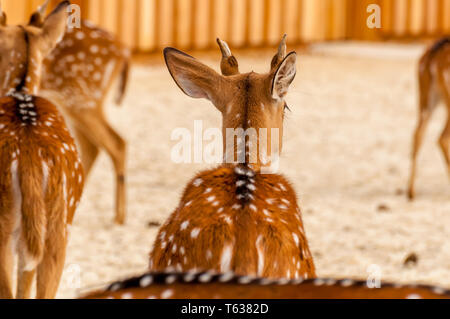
[164,35,297,172]
[0,1,69,96]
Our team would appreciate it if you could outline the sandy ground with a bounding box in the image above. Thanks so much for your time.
[55,42,450,298]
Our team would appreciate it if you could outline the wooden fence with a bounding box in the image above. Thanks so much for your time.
[4,0,450,52]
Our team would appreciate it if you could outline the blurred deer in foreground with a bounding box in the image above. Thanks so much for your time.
[150,36,316,280]
[408,37,450,200]
[27,0,130,224]
[82,271,450,299]
[0,1,84,299]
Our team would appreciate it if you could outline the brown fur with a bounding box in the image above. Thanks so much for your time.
[150,165,315,278]
[149,37,315,280]
[408,38,450,199]
[27,3,130,225]
[82,271,450,300]
[0,1,84,299]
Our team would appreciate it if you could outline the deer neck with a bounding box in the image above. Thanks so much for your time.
[6,27,41,96]
[223,77,279,173]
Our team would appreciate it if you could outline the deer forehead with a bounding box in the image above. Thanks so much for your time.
[224,73,283,118]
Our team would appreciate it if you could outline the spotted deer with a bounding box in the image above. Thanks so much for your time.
[82,271,450,299]
[149,37,316,280]
[0,1,84,299]
[25,0,130,224]
[408,37,450,200]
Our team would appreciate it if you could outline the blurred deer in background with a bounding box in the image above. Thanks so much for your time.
[0,1,84,299]
[82,271,450,299]
[408,37,450,200]
[27,0,130,224]
[150,36,316,280]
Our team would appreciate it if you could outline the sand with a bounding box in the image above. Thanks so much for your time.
[56,42,450,298]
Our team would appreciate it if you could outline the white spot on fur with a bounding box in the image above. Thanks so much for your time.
[292,233,300,246]
[180,221,189,230]
[193,178,203,187]
[161,289,174,299]
[256,235,264,276]
[220,244,233,272]
[191,228,201,238]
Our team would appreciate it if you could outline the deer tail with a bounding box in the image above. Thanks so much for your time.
[16,157,47,270]
[115,59,130,106]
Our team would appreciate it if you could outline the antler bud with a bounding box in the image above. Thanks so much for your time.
[271,34,288,70]
[217,38,239,76]
[38,0,51,16]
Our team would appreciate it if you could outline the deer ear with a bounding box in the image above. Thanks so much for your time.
[164,47,231,108]
[271,52,297,100]
[28,0,51,27]
[0,12,7,26]
[40,1,69,53]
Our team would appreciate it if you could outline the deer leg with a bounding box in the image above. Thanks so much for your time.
[35,229,67,299]
[0,207,14,299]
[439,122,450,179]
[439,117,450,181]
[0,236,14,299]
[76,115,127,225]
[408,111,432,200]
[73,127,100,177]
[103,123,127,225]
[16,252,36,299]
[36,195,67,299]
[437,70,450,179]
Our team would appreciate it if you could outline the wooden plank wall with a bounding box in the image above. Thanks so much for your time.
[4,0,450,52]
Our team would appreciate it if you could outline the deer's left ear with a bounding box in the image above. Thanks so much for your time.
[0,12,7,26]
[271,52,297,100]
[40,1,69,54]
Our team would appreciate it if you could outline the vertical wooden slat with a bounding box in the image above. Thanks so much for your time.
[301,0,325,41]
[101,0,119,34]
[138,0,156,51]
[393,0,408,36]
[4,0,27,24]
[444,0,450,32]
[426,0,439,34]
[230,0,246,47]
[332,0,347,39]
[266,0,282,45]
[248,0,264,46]
[283,0,299,42]
[381,0,394,38]
[176,0,192,49]
[213,0,229,42]
[194,0,210,49]
[158,0,174,48]
[10,0,450,52]
[296,0,303,41]
[410,0,425,36]
[209,0,217,47]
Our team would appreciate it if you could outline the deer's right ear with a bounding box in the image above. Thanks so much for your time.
[40,1,70,53]
[0,4,7,26]
[164,47,230,107]
[28,0,50,27]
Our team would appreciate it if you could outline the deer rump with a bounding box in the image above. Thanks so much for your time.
[150,165,316,279]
